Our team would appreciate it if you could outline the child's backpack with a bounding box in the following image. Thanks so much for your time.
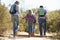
[9,5,17,14]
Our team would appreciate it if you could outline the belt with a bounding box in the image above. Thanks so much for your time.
[39,15,45,17]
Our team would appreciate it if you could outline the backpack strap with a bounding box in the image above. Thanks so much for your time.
[13,4,16,12]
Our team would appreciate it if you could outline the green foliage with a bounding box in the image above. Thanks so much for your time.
[47,10,60,32]
[0,4,60,34]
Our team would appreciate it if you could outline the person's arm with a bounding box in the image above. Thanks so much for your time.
[45,10,48,18]
[22,16,26,19]
[33,15,36,23]
[22,14,28,20]
[35,9,39,14]
[16,5,23,17]
[19,9,23,18]
[35,9,40,17]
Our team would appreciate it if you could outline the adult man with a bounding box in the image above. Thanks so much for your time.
[36,5,47,36]
[10,1,21,37]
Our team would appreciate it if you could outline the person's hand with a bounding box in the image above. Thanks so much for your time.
[45,14,47,19]
[20,15,23,18]
[19,14,23,18]
[22,17,24,19]
[22,17,26,19]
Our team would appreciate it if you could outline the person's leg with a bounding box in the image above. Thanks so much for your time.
[13,15,19,37]
[12,15,19,37]
[28,22,32,37]
[15,15,20,31]
[44,19,47,36]
[13,21,16,37]
[31,23,35,36]
[11,15,16,38]
[39,18,43,36]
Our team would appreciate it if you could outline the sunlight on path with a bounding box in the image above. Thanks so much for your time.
[0,37,55,40]
[0,32,58,40]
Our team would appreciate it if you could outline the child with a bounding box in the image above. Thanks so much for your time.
[24,10,36,37]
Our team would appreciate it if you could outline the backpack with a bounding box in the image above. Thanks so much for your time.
[9,5,17,14]
[39,8,44,16]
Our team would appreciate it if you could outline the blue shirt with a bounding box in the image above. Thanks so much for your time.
[37,8,47,16]
[36,8,47,19]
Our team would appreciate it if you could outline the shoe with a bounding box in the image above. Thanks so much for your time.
[31,33,34,37]
[28,33,31,37]
[40,33,43,37]
[18,26,19,30]
[44,34,46,37]
[15,26,19,32]
[44,33,46,36]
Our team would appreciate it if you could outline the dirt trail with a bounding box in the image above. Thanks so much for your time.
[0,31,58,40]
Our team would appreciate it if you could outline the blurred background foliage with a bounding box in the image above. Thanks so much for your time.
[0,4,60,35]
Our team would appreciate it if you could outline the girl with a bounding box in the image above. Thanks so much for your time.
[24,10,36,37]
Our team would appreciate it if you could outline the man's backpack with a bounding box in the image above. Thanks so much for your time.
[39,8,45,16]
[9,5,17,14]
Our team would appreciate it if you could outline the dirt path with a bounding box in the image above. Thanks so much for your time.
[0,37,55,40]
[0,32,59,40]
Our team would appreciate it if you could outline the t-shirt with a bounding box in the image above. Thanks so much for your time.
[26,14,36,23]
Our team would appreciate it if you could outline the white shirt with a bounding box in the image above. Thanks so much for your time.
[11,4,22,17]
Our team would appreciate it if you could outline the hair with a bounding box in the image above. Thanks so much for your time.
[28,10,32,14]
[40,5,43,8]
[15,1,19,4]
